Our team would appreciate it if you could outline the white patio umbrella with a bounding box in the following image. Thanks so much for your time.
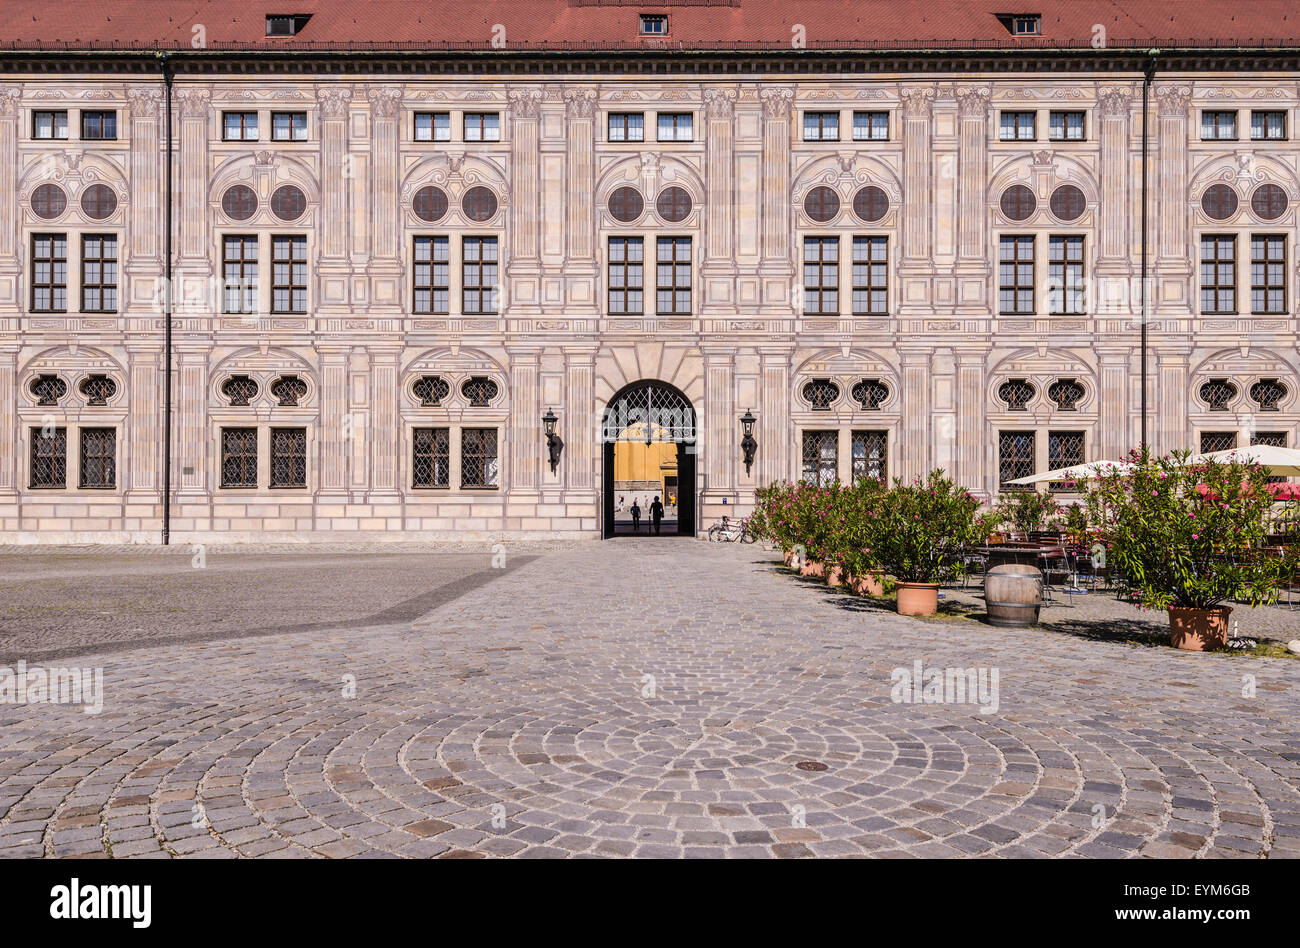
[1005,459,1134,486]
[1187,444,1300,476]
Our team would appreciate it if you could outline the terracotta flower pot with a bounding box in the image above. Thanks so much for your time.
[826,566,844,587]
[783,549,796,569]
[849,571,885,597]
[896,582,940,617]
[800,559,825,579]
[1168,605,1232,651]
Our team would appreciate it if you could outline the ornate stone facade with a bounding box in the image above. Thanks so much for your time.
[1,71,1297,542]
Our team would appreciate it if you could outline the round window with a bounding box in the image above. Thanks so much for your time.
[1201,184,1239,221]
[656,186,692,223]
[462,186,499,222]
[31,184,67,220]
[608,186,645,223]
[1000,185,1036,222]
[1049,184,1086,222]
[852,186,889,223]
[804,186,840,223]
[413,186,449,223]
[271,185,307,222]
[221,184,258,221]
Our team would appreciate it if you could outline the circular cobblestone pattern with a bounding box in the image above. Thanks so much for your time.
[1,541,1298,859]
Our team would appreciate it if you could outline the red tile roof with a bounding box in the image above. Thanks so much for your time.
[1,1,1297,52]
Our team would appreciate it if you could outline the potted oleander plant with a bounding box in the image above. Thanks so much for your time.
[996,488,1059,537]
[873,471,995,616]
[1084,448,1298,650]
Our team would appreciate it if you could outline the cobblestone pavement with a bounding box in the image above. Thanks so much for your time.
[1,539,1298,859]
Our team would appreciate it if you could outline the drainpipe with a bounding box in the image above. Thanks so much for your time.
[1140,51,1158,451]
[159,52,174,544]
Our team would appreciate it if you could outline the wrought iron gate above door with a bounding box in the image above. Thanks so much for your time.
[601,380,697,444]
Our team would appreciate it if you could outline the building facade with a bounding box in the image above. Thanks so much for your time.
[1,4,1299,542]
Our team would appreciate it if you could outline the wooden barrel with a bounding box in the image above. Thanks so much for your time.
[984,564,1042,627]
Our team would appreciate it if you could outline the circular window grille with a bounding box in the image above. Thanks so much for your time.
[413,376,451,407]
[462,187,499,223]
[998,379,1036,411]
[1047,378,1086,411]
[852,186,889,223]
[1000,185,1036,222]
[221,375,259,407]
[1201,184,1239,221]
[221,184,258,221]
[804,186,840,223]
[608,186,645,223]
[850,379,889,411]
[1251,184,1288,221]
[1249,378,1287,411]
[31,184,67,220]
[270,375,308,407]
[656,186,692,223]
[30,374,67,406]
[1199,379,1238,411]
[461,376,500,407]
[271,185,307,222]
[78,374,118,406]
[1049,185,1086,222]
[802,379,840,410]
[413,186,449,223]
[80,185,118,221]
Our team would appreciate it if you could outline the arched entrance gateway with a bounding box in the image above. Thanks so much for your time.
[601,380,697,538]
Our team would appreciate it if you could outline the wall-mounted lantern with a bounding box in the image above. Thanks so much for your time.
[543,407,564,473]
[740,409,758,475]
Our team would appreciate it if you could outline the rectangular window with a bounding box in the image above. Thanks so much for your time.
[220,428,258,488]
[1048,235,1084,315]
[413,236,450,315]
[1014,15,1041,35]
[801,431,838,488]
[271,236,307,314]
[223,112,258,141]
[1251,110,1287,141]
[1047,431,1085,490]
[464,113,500,142]
[412,428,451,488]
[640,14,667,35]
[414,112,451,142]
[608,237,644,315]
[30,427,66,489]
[656,237,691,315]
[80,234,118,313]
[271,112,308,141]
[462,237,499,315]
[461,428,499,488]
[80,111,117,140]
[999,111,1035,141]
[852,236,888,315]
[31,234,68,313]
[853,111,889,141]
[223,235,259,314]
[998,431,1035,488]
[1200,235,1236,315]
[1251,235,1286,315]
[79,428,116,489]
[608,113,644,142]
[270,428,307,488]
[33,110,68,140]
[1200,431,1237,454]
[851,430,887,483]
[803,112,839,141]
[1201,110,1237,140]
[999,235,1035,315]
[657,112,693,142]
[1048,110,1085,141]
[1252,431,1288,484]
[803,237,839,315]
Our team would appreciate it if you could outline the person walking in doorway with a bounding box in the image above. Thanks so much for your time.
[630,499,641,532]
[650,495,664,534]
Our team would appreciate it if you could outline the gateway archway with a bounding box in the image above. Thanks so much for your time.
[601,380,697,538]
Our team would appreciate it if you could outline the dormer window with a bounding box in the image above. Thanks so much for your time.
[639,15,668,36]
[997,14,1041,36]
[266,14,312,37]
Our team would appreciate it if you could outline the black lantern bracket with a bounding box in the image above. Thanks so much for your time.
[543,407,564,473]
[740,408,758,475]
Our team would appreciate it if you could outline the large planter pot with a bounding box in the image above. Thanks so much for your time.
[984,564,1043,628]
[783,549,796,569]
[826,566,844,587]
[896,582,940,617]
[800,559,825,579]
[848,571,885,597]
[1168,605,1232,651]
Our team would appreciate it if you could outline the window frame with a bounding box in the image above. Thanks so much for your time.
[29,426,67,490]
[1200,110,1238,141]
[32,110,69,140]
[999,235,1035,316]
[803,111,840,142]
[656,112,694,142]
[1250,234,1287,315]
[803,236,839,316]
[851,430,888,483]
[1048,110,1085,141]
[269,427,308,489]
[413,111,451,142]
[999,111,1036,142]
[220,427,259,489]
[851,235,888,316]
[222,235,259,315]
[80,233,119,314]
[1250,110,1287,141]
[78,427,117,490]
[655,236,692,316]
[463,112,501,142]
[462,236,499,315]
[30,233,68,314]
[80,110,117,141]
[460,427,500,489]
[852,111,889,141]
[800,430,838,488]
[639,14,668,36]
[998,430,1036,489]
[1047,234,1084,316]
[608,236,645,316]
[270,235,308,315]
[412,427,451,489]
[270,111,308,141]
[222,111,259,142]
[607,112,645,143]
[1200,234,1237,315]
[413,235,450,315]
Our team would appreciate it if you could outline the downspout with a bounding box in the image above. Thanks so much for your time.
[159,52,174,544]
[1140,51,1158,450]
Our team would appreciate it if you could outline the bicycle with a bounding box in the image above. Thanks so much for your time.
[707,515,755,543]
